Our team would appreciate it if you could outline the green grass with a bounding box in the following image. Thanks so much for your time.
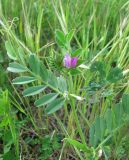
[0,0,129,159]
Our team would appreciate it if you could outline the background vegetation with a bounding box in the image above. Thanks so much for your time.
[0,0,129,159]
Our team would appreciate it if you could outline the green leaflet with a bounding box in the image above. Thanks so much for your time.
[57,76,67,92]
[35,93,59,107]
[5,41,17,60]
[55,30,66,47]
[12,76,37,84]
[107,67,123,83]
[90,61,106,78]
[89,94,129,148]
[114,103,123,127]
[72,48,82,57]
[29,54,40,74]
[100,117,106,140]
[105,109,113,133]
[122,94,129,113]
[45,97,65,114]
[7,62,27,73]
[18,47,26,64]
[39,64,49,82]
[7,53,66,114]
[66,30,75,42]
[65,138,87,151]
[48,71,58,88]
[94,117,101,146]
[23,85,46,97]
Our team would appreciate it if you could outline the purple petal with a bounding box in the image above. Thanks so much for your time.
[71,57,78,67]
[63,54,72,68]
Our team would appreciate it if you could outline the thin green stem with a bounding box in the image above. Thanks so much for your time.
[70,99,89,152]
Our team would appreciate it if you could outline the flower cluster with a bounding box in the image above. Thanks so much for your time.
[63,54,78,68]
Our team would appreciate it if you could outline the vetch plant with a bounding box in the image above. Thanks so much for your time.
[1,1,129,157]
[5,27,129,159]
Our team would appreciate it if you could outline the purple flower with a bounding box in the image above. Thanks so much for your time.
[63,54,78,68]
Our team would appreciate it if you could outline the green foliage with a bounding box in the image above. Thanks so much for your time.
[69,68,82,76]
[7,54,66,115]
[7,62,27,73]
[71,48,82,57]
[90,61,106,79]
[5,41,17,60]
[28,54,41,75]
[38,135,62,160]
[55,30,66,47]
[3,150,16,160]
[23,85,46,97]
[0,90,19,160]
[57,76,67,92]
[90,61,123,83]
[115,136,129,159]
[0,0,129,159]
[65,138,88,151]
[89,94,129,158]
[35,93,59,107]
[107,67,123,83]
[12,76,37,84]
[0,65,8,89]
[0,52,4,63]
[45,97,65,114]
[48,55,63,72]
[55,29,74,50]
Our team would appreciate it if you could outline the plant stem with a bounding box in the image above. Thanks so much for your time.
[70,99,89,152]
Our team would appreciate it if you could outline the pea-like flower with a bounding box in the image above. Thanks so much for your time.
[63,53,78,68]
